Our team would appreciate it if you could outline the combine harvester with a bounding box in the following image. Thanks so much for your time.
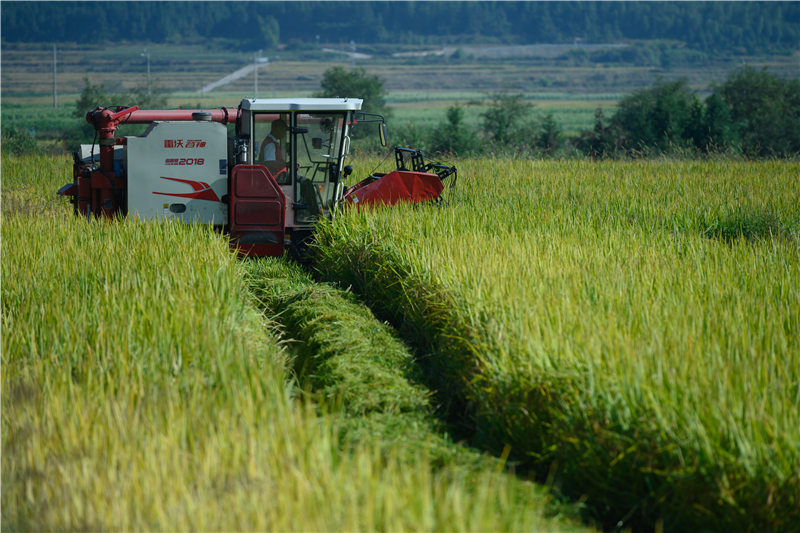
[59,98,456,257]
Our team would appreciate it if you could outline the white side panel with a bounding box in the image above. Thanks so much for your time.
[126,121,228,224]
[281,185,295,227]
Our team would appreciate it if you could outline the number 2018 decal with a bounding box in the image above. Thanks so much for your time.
[165,158,205,166]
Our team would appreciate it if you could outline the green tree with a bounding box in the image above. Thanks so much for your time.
[610,79,698,154]
[535,112,562,154]
[71,78,121,145]
[314,66,389,117]
[512,110,565,156]
[574,108,618,159]
[389,122,428,153]
[127,85,169,110]
[693,93,739,153]
[1,127,37,156]
[69,77,171,150]
[428,104,478,156]
[257,14,280,49]
[480,93,532,145]
[718,67,800,157]
[73,77,118,118]
[73,77,169,116]
[314,67,390,141]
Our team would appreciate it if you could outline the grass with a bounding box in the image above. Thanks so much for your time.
[388,96,619,135]
[313,157,800,530]
[1,154,584,531]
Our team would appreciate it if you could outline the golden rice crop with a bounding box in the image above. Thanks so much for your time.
[1,154,580,531]
[314,157,800,530]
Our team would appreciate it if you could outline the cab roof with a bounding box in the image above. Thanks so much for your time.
[241,98,363,112]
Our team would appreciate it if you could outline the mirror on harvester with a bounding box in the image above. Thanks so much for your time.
[379,123,388,147]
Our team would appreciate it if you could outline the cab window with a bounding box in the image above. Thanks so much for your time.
[253,113,290,184]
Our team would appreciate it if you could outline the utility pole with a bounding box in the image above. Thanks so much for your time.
[254,51,268,98]
[350,40,356,68]
[254,51,259,98]
[141,48,151,96]
[52,44,57,108]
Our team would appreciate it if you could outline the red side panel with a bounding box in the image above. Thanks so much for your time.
[343,170,444,207]
[230,165,286,257]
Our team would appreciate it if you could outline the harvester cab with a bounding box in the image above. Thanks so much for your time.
[59,97,455,258]
[232,98,366,256]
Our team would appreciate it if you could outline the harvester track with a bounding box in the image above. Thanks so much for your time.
[244,258,494,467]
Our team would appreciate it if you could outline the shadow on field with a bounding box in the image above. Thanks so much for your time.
[702,211,798,243]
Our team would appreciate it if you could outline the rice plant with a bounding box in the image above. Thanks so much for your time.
[1,154,580,531]
[314,157,800,530]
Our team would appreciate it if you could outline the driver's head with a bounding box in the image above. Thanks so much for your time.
[271,119,288,138]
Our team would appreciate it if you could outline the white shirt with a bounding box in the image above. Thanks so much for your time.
[262,134,280,161]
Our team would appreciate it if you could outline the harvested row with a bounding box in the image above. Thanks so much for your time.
[2,154,582,531]
[244,258,583,531]
[245,259,449,458]
[313,158,800,531]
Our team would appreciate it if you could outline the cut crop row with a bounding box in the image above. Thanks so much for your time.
[243,258,586,532]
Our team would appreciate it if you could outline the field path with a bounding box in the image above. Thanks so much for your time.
[322,47,372,60]
[199,60,269,93]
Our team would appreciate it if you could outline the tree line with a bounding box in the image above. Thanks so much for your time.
[320,67,800,159]
[574,69,800,158]
[2,66,797,159]
[3,2,798,55]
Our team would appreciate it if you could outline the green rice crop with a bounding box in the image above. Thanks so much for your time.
[388,93,620,134]
[314,158,800,530]
[2,154,583,531]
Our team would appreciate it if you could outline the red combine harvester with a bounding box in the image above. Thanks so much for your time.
[58,98,456,258]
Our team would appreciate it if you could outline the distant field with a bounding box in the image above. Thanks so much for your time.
[3,41,797,97]
[2,92,618,146]
[387,92,621,134]
[3,41,797,147]
[3,41,797,117]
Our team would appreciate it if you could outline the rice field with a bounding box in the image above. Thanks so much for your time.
[4,153,797,531]
[1,154,581,531]
[313,157,800,530]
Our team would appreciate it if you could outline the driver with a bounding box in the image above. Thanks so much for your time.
[259,118,288,182]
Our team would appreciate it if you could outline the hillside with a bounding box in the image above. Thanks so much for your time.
[2,2,798,56]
